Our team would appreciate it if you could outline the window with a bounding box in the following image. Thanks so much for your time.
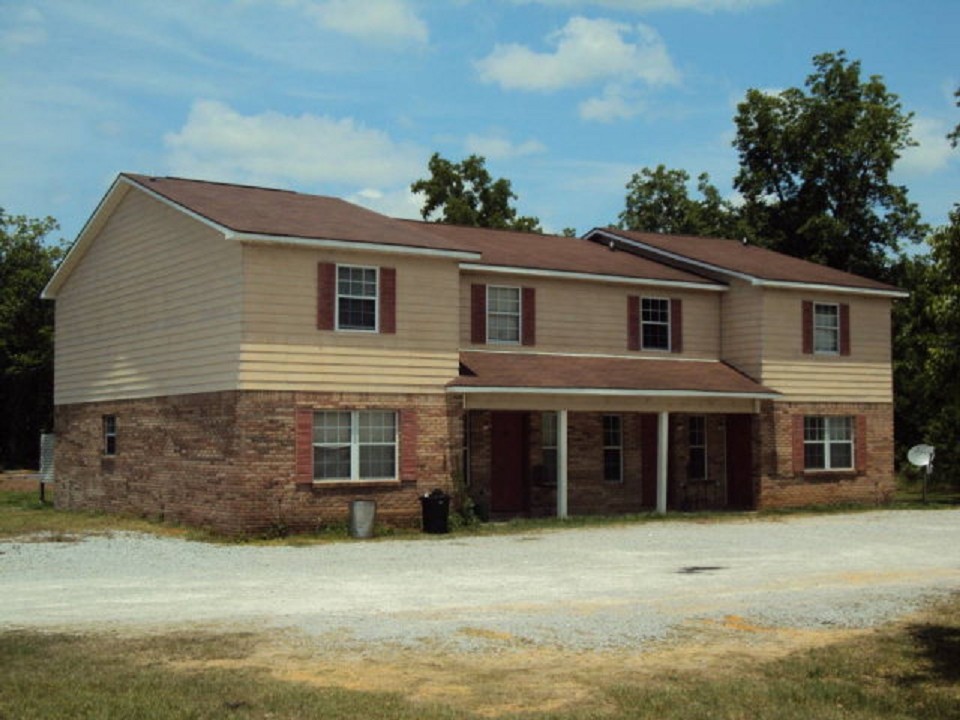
[803,416,853,470]
[487,286,521,343]
[688,415,707,481]
[102,415,117,456]
[313,410,397,481]
[337,265,378,331]
[603,415,623,483]
[813,303,839,354]
[541,412,558,485]
[641,297,670,350]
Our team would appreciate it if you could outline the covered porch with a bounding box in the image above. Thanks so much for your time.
[450,352,779,519]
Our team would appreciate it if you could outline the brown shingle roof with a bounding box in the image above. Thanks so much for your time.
[452,352,777,397]
[597,228,902,293]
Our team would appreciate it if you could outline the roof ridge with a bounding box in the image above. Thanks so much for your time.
[123,173,317,199]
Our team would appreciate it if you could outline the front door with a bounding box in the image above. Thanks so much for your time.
[726,414,756,510]
[490,412,527,514]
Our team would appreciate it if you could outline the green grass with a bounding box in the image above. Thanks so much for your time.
[1,595,958,719]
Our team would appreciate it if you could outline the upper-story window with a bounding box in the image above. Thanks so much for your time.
[641,297,671,351]
[813,303,839,354]
[337,265,378,331]
[487,286,521,344]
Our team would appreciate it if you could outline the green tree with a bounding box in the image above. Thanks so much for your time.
[948,87,960,148]
[733,50,926,281]
[411,153,541,232]
[0,210,64,469]
[619,164,745,239]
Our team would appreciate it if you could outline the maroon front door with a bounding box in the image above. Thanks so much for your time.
[640,413,659,508]
[490,412,527,514]
[726,414,756,510]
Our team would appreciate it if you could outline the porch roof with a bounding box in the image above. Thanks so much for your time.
[450,352,779,399]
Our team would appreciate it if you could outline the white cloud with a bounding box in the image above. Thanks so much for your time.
[305,0,428,44]
[164,100,424,187]
[899,114,955,175]
[1,6,47,52]
[579,85,641,121]
[476,16,679,91]
[464,133,547,159]
[348,187,423,219]
[509,0,776,11]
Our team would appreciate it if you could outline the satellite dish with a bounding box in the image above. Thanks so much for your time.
[907,444,935,468]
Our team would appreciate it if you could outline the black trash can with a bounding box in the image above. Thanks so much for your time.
[420,489,450,534]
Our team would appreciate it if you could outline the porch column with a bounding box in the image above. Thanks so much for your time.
[557,409,569,519]
[656,411,669,515]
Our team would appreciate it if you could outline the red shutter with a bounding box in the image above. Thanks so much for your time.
[380,267,396,334]
[801,300,813,354]
[792,415,806,474]
[294,407,314,485]
[317,262,336,331]
[627,296,640,351]
[471,284,486,344]
[839,303,851,356]
[521,287,536,346]
[670,298,683,354]
[400,410,418,481]
[855,415,867,472]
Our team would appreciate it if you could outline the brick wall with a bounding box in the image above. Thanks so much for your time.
[54,391,463,534]
[756,400,895,508]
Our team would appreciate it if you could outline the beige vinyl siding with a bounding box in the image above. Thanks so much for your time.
[720,280,763,379]
[460,272,722,359]
[759,288,893,402]
[239,244,461,393]
[54,189,243,404]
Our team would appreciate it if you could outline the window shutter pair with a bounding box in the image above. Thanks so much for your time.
[294,407,418,484]
[791,414,868,474]
[317,262,396,333]
[802,300,850,355]
[470,284,536,346]
[626,296,683,353]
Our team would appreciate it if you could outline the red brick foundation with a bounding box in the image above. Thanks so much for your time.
[54,391,462,535]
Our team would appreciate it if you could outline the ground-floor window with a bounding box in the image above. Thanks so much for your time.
[313,410,397,481]
[102,415,117,456]
[541,411,558,485]
[687,415,707,480]
[603,414,623,482]
[803,416,853,470]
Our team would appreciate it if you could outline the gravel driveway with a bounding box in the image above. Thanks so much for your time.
[2,510,959,650]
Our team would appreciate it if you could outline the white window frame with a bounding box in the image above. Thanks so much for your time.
[602,414,623,483]
[486,285,522,345]
[312,410,398,482]
[641,297,671,352]
[335,264,379,333]
[541,411,558,485]
[803,416,854,471]
[688,415,707,481]
[813,302,840,355]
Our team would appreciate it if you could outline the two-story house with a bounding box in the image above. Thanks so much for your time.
[42,174,905,533]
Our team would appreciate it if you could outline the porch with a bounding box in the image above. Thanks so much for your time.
[450,352,779,519]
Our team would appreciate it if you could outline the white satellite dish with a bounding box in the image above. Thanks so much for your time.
[907,444,935,468]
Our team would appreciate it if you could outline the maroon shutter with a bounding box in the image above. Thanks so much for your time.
[670,298,683,354]
[380,267,396,334]
[294,407,314,485]
[792,415,806,474]
[400,410,418,481]
[801,300,813,354]
[521,287,536,346]
[839,303,851,356]
[855,415,867,472]
[471,284,486,344]
[317,262,336,330]
[627,296,640,351]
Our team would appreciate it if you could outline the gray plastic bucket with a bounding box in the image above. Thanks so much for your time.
[349,499,377,539]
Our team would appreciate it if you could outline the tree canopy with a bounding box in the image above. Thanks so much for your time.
[411,153,541,232]
[0,210,63,469]
[732,50,926,281]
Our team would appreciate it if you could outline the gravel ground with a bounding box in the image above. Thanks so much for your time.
[2,509,959,651]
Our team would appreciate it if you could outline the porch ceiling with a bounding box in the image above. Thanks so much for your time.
[450,351,778,399]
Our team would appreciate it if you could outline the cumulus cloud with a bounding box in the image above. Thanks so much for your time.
[898,114,955,175]
[164,100,424,187]
[578,85,642,121]
[476,17,679,91]
[348,187,423,219]
[464,133,547,159]
[305,0,428,44]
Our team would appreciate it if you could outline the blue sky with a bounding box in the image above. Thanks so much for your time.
[2,0,957,244]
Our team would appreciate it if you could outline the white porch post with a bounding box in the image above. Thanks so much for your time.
[557,409,569,519]
[656,411,669,515]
